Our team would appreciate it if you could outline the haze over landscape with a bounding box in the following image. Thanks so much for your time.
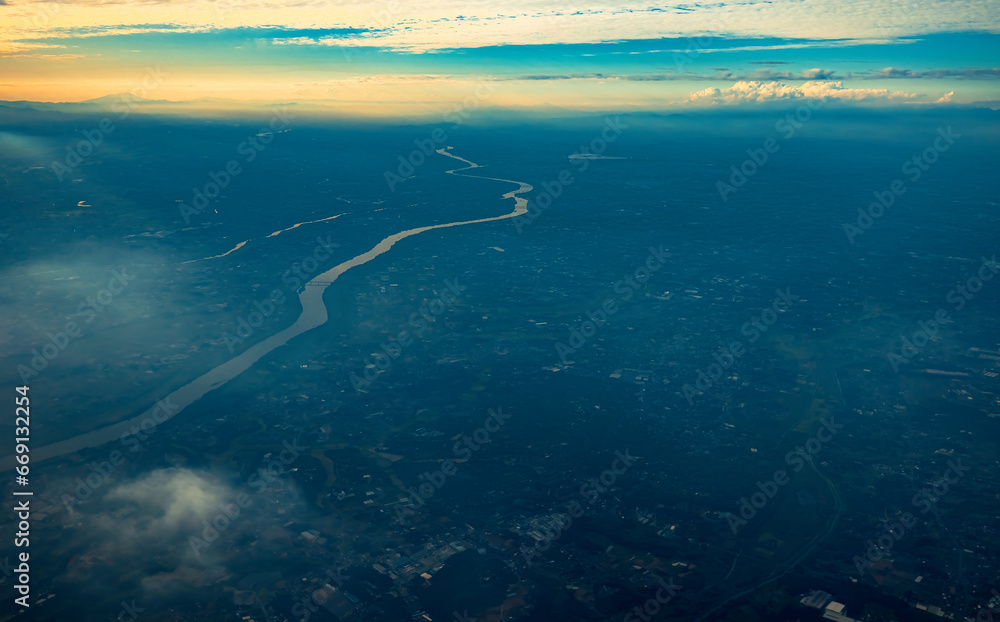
[1,1,999,621]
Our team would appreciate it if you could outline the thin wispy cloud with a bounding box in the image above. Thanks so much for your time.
[714,67,840,81]
[870,66,1000,79]
[3,0,998,52]
[497,68,841,82]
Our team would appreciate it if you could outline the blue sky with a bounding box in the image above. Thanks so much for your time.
[0,0,997,110]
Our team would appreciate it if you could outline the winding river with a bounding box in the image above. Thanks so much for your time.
[9,148,531,467]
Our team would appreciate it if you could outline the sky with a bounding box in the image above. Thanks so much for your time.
[0,0,998,112]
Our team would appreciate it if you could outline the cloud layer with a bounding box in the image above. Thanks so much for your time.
[2,0,998,52]
[688,80,921,104]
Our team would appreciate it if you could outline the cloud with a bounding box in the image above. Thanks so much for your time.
[714,67,840,80]
[936,91,955,103]
[877,66,917,79]
[0,53,83,60]
[872,66,1000,79]
[106,468,232,535]
[688,80,920,104]
[0,41,73,54]
[2,0,997,53]
[40,23,187,36]
[17,24,373,43]
[495,63,994,85]
[269,30,377,46]
[39,457,316,607]
[656,38,913,55]
[503,68,841,82]
[801,67,838,80]
[140,566,225,599]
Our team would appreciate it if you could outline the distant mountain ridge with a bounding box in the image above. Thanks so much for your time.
[0,95,305,117]
[79,93,173,105]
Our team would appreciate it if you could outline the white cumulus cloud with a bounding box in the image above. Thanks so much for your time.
[688,80,921,104]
